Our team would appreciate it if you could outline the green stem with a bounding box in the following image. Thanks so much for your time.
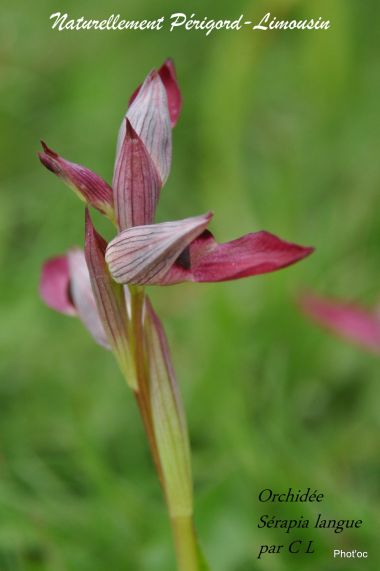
[172,516,210,571]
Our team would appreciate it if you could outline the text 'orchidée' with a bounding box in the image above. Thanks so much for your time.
[256,488,365,561]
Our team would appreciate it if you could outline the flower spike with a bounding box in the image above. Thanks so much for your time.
[39,142,114,220]
[39,57,315,571]
[113,120,162,230]
[300,293,380,355]
[105,213,213,285]
[84,210,136,387]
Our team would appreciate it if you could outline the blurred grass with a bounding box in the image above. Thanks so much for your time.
[1,0,379,569]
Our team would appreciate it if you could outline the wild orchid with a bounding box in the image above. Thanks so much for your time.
[39,59,314,571]
[300,292,380,355]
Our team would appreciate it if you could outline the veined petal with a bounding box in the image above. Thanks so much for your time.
[85,210,136,387]
[144,299,193,517]
[117,71,172,185]
[300,293,380,355]
[40,255,76,315]
[106,213,212,286]
[67,249,109,348]
[38,142,114,220]
[113,120,161,230]
[159,230,314,284]
[129,59,182,127]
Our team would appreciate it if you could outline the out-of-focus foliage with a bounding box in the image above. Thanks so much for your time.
[0,0,379,569]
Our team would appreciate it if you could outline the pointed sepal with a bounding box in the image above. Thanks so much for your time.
[39,142,114,220]
[113,120,161,230]
[118,71,172,186]
[129,59,182,127]
[160,230,314,284]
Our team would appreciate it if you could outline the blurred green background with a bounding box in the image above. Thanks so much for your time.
[1,0,379,569]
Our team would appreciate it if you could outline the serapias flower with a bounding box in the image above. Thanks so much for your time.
[39,61,313,291]
[38,58,314,571]
[300,292,380,355]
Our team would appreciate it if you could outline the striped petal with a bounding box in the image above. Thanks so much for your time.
[129,59,182,127]
[113,120,161,230]
[39,142,114,220]
[300,293,380,355]
[117,71,172,186]
[105,213,212,286]
[85,210,136,387]
[159,230,314,284]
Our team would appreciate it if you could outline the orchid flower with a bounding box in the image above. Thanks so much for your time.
[300,292,380,355]
[39,59,314,571]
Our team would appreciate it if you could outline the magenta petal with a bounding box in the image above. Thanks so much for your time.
[38,142,114,219]
[118,71,172,186]
[129,59,182,127]
[106,213,212,286]
[113,120,162,230]
[67,249,109,348]
[300,293,380,354]
[40,255,76,315]
[160,230,314,284]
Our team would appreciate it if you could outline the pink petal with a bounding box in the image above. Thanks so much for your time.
[40,251,109,347]
[129,59,182,127]
[117,71,172,186]
[113,120,161,230]
[105,213,212,285]
[40,255,76,315]
[300,293,380,354]
[38,142,114,219]
[67,249,109,348]
[160,230,314,284]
